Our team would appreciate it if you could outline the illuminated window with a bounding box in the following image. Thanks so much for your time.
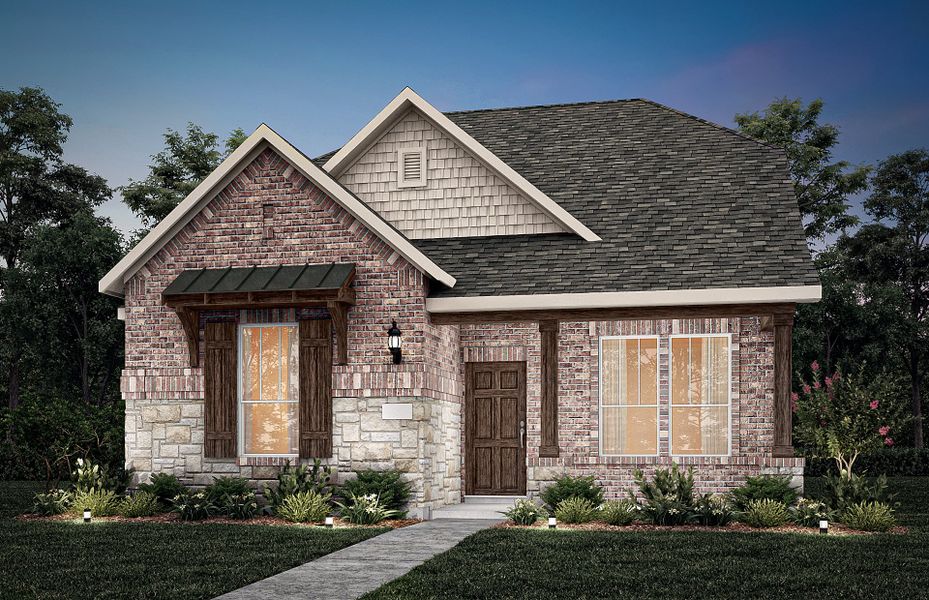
[599,337,659,455]
[240,324,298,456]
[670,335,731,456]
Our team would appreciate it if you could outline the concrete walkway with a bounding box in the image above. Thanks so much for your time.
[214,519,496,600]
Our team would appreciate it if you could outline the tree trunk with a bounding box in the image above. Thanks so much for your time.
[912,350,924,448]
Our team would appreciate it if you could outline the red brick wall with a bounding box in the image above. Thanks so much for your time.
[458,317,803,496]
[123,148,439,397]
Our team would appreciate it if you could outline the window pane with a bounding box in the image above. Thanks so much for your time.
[600,337,658,455]
[243,402,298,455]
[671,337,689,406]
[671,405,728,455]
[260,327,281,400]
[242,327,260,401]
[603,406,657,454]
[285,326,298,401]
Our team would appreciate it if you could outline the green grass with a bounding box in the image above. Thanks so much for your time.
[364,477,929,600]
[0,481,386,600]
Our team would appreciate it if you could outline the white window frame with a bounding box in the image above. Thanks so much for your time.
[396,145,427,188]
[237,322,299,458]
[598,335,661,457]
[667,333,733,458]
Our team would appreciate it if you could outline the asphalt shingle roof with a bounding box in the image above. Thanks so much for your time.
[317,99,819,298]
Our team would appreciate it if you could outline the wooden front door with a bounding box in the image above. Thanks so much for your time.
[465,361,527,495]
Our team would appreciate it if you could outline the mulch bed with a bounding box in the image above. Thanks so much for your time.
[496,520,907,536]
[16,512,420,529]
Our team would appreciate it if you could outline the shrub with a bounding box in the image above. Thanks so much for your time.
[821,472,893,512]
[171,491,216,521]
[119,491,160,518]
[70,457,132,494]
[693,494,734,526]
[729,475,798,511]
[71,489,120,517]
[335,492,398,525]
[741,499,790,528]
[599,500,637,526]
[843,501,896,532]
[138,473,187,506]
[540,475,604,511]
[218,492,260,520]
[276,491,332,523]
[502,499,548,526]
[340,469,412,518]
[630,464,697,525]
[204,476,251,504]
[791,498,833,527]
[31,489,72,515]
[554,496,598,524]
[264,459,333,511]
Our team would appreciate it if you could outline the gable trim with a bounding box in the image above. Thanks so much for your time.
[323,87,602,242]
[99,124,456,297]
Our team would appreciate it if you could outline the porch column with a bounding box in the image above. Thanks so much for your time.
[539,320,559,457]
[773,312,794,457]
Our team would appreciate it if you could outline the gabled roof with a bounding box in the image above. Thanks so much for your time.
[412,99,820,302]
[99,124,456,297]
[322,87,601,242]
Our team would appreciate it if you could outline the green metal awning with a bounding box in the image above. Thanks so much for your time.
[162,263,355,297]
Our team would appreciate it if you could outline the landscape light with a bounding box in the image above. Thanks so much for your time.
[819,520,828,535]
[325,516,334,529]
[83,508,91,523]
[548,517,557,529]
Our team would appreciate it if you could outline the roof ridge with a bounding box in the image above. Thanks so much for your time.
[445,98,640,115]
[634,99,784,152]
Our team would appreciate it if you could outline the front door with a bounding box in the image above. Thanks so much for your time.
[465,361,527,495]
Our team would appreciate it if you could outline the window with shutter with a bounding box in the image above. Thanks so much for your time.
[204,321,237,458]
[397,146,426,188]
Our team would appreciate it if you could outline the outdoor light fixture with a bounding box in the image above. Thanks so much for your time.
[325,516,334,529]
[83,508,91,523]
[387,320,402,364]
[819,519,829,535]
[548,517,557,529]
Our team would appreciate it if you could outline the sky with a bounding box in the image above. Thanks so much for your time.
[1,0,927,234]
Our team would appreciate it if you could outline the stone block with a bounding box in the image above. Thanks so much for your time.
[342,423,360,442]
[370,431,401,443]
[165,425,191,444]
[181,404,202,419]
[400,429,418,448]
[356,443,393,461]
[142,405,181,423]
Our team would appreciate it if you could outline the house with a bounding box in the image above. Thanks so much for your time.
[100,88,820,516]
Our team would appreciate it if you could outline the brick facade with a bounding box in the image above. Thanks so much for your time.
[121,146,800,517]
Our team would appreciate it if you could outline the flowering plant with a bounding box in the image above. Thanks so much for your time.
[793,362,907,476]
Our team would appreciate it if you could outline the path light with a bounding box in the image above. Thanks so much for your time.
[325,516,334,529]
[548,517,557,529]
[83,508,91,523]
[387,320,402,364]
[819,519,829,535]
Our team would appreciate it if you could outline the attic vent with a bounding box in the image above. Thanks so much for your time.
[397,146,426,188]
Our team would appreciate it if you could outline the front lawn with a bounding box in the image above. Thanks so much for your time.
[364,477,929,600]
[0,481,386,600]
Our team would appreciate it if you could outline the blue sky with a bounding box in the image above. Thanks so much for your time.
[1,0,927,234]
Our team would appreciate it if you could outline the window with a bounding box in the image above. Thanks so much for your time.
[397,146,426,188]
[239,323,298,456]
[599,336,659,455]
[670,335,731,456]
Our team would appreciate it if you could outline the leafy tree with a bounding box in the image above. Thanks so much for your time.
[122,123,246,227]
[735,98,869,240]
[842,149,929,447]
[0,87,111,408]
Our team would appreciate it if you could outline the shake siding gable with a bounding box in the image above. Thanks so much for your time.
[338,109,565,239]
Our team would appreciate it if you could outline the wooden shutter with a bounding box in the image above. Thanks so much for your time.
[204,321,237,458]
[299,319,333,458]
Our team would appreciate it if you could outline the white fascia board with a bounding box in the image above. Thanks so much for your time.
[99,124,456,297]
[425,285,823,313]
[323,87,602,242]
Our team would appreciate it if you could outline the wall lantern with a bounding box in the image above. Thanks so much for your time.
[387,320,402,364]
[325,516,334,529]
[548,517,557,529]
[83,508,92,523]
[819,519,829,535]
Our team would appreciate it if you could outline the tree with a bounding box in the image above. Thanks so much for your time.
[842,149,929,447]
[122,123,246,227]
[735,98,869,241]
[0,87,111,408]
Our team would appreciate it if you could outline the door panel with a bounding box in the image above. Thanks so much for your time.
[466,362,527,495]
